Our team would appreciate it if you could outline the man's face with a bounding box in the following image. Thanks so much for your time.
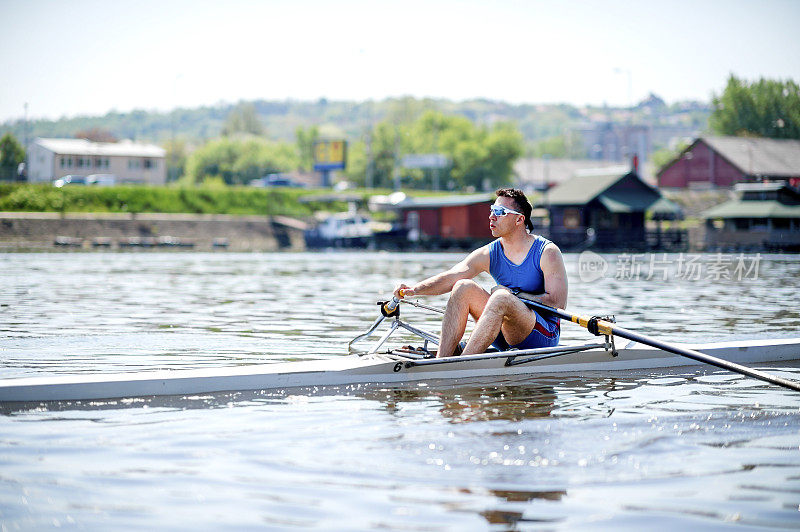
[489,196,523,237]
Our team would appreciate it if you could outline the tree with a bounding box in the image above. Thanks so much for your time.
[355,111,524,190]
[652,139,691,173]
[0,133,25,181]
[409,111,523,190]
[73,127,118,143]
[343,140,368,185]
[296,125,319,172]
[221,102,265,137]
[371,121,403,189]
[710,75,800,139]
[163,138,188,182]
[528,131,586,158]
[184,137,298,185]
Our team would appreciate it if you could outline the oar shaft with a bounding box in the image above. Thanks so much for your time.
[515,292,800,393]
[612,323,800,392]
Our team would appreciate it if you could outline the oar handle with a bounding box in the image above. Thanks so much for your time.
[382,297,401,314]
[381,289,410,315]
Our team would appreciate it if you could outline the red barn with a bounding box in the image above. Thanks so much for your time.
[376,194,494,249]
[658,136,800,189]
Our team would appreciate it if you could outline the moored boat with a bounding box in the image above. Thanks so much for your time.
[304,211,408,249]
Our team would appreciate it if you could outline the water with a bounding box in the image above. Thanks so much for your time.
[1,251,799,530]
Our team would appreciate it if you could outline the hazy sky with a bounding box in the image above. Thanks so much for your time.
[1,0,799,122]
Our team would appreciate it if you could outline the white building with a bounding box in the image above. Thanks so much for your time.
[28,138,167,185]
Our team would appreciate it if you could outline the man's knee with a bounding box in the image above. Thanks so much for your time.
[452,278,480,296]
[486,289,516,311]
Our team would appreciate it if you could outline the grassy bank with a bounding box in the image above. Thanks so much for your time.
[0,183,350,217]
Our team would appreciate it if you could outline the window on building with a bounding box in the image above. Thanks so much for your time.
[563,208,581,228]
[773,218,791,230]
[144,159,153,169]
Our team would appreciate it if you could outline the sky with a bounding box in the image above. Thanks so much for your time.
[1,0,799,123]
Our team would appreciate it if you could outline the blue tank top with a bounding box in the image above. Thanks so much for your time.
[489,236,558,325]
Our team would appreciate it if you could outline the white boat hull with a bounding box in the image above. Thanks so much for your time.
[1,338,799,402]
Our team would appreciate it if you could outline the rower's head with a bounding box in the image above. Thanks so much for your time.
[493,188,534,233]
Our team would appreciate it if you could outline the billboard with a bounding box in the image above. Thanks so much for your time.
[313,140,347,171]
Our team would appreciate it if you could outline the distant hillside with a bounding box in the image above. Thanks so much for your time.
[0,96,710,148]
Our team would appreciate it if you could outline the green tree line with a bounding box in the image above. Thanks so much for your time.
[0,95,710,148]
[710,75,800,139]
[1,106,523,191]
[342,111,524,190]
[173,107,523,190]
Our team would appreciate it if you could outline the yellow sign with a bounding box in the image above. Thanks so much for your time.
[313,140,347,170]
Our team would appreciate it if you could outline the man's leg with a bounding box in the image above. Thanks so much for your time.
[438,279,489,357]
[462,289,537,355]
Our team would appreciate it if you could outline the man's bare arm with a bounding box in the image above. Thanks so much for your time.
[394,245,490,298]
[527,244,568,309]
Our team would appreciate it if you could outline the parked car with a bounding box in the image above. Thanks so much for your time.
[86,174,118,186]
[53,175,87,187]
[250,173,303,187]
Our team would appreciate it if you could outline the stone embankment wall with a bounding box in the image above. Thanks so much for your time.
[0,212,307,251]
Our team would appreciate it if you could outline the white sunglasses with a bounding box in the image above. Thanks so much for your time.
[490,204,523,217]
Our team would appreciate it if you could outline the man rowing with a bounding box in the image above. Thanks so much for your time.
[393,188,568,357]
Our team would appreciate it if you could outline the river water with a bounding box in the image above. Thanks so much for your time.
[1,251,799,530]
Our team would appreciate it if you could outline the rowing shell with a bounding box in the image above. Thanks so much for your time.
[1,337,799,403]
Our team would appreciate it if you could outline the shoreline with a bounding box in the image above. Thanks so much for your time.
[0,211,307,252]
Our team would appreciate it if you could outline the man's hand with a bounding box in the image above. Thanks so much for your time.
[393,283,415,299]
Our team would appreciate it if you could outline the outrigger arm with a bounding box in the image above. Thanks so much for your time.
[349,296,441,354]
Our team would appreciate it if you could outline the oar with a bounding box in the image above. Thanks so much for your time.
[514,291,800,393]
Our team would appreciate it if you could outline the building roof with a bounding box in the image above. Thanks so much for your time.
[35,138,166,158]
[701,136,800,177]
[703,200,800,219]
[514,158,652,187]
[544,169,629,205]
[371,193,494,210]
[597,191,683,219]
[734,181,789,192]
[544,168,683,219]
[598,191,658,213]
[647,197,685,218]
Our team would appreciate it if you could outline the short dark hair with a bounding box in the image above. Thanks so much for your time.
[495,188,534,232]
